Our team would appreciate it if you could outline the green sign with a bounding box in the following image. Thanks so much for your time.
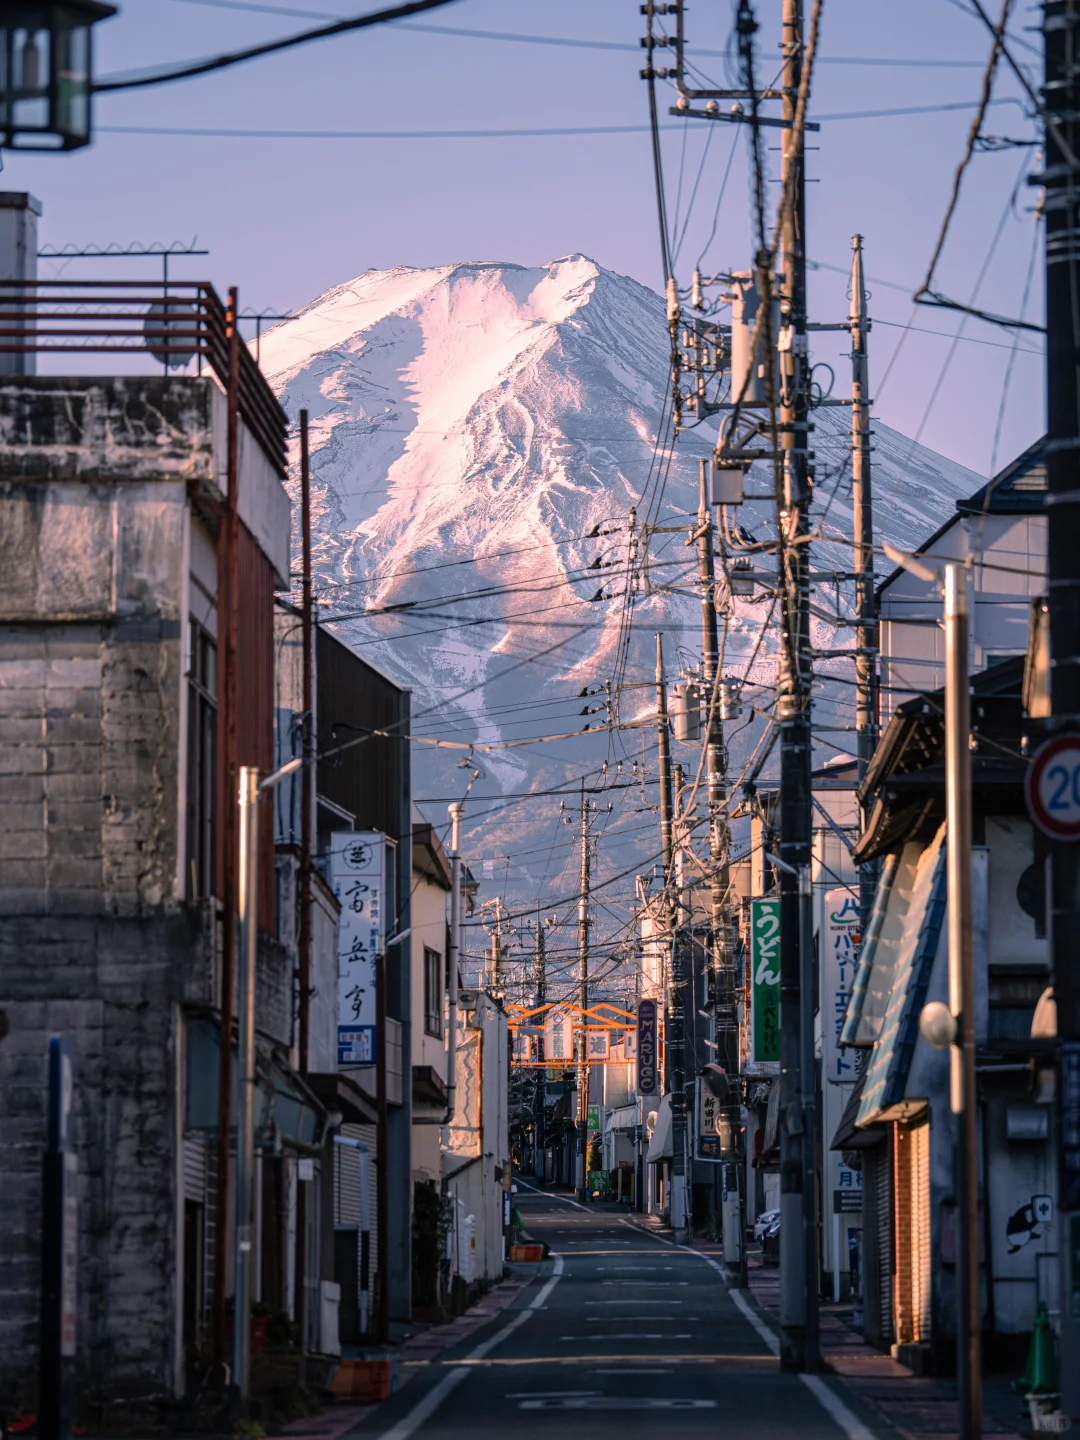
[750,897,781,1062]
[587,1104,601,1132]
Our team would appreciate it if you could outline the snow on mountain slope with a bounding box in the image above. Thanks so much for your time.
[259,256,981,947]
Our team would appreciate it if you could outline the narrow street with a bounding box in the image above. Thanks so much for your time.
[360,1187,884,1440]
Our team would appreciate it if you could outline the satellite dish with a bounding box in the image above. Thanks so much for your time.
[144,299,198,369]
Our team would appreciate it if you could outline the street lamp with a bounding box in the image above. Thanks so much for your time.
[0,4,116,152]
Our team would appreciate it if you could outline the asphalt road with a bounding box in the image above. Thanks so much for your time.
[358,1185,890,1440]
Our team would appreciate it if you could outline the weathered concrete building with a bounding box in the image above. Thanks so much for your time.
[0,241,307,1409]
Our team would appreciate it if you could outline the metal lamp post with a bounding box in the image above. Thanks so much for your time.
[233,757,302,1403]
[0,4,116,151]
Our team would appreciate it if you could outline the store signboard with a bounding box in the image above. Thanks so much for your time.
[822,888,860,1084]
[637,998,659,1095]
[331,831,384,1066]
[749,898,781,1063]
[544,1005,573,1062]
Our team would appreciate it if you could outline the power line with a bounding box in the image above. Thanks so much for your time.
[95,0,463,91]
[97,99,1018,141]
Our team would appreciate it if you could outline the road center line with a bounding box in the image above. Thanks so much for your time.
[618,1221,881,1440]
[371,1256,564,1440]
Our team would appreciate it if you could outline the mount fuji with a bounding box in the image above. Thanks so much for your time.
[257,255,980,975]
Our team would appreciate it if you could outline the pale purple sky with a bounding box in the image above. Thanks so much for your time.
[1,0,1043,477]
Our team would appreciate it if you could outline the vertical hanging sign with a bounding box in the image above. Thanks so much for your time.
[822,888,860,1083]
[749,898,781,1064]
[544,1005,573,1062]
[637,998,659,1095]
[331,831,384,1066]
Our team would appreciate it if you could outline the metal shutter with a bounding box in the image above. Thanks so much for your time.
[183,1134,207,1204]
[912,1117,931,1342]
[876,1139,893,1342]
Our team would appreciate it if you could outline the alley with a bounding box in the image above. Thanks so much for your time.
[358,1188,884,1440]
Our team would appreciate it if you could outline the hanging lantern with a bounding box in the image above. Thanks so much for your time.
[0,4,116,152]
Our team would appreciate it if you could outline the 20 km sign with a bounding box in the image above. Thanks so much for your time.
[1025,735,1080,840]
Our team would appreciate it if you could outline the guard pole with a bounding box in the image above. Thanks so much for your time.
[944,564,981,1438]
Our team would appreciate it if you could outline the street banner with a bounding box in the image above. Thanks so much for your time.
[544,1005,573,1062]
[585,1028,610,1060]
[822,888,860,1083]
[636,998,659,1095]
[749,897,781,1063]
[330,831,384,1066]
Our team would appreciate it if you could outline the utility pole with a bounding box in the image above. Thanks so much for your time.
[1042,0,1080,1414]
[213,285,241,1373]
[655,633,687,1237]
[775,0,818,1375]
[850,236,878,927]
[695,457,743,1279]
[577,780,591,1199]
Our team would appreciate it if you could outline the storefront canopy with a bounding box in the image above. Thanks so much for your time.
[856,825,947,1129]
[646,1093,672,1163]
[185,1015,326,1151]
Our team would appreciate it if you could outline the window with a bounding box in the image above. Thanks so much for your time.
[423,946,443,1037]
[186,619,217,899]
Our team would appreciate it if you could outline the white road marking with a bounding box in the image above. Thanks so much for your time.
[520,1398,716,1410]
[589,1368,674,1375]
[799,1375,879,1440]
[504,1391,600,1399]
[559,1333,692,1341]
[371,1256,564,1440]
[514,1179,589,1211]
[618,1222,882,1440]
[585,1299,683,1305]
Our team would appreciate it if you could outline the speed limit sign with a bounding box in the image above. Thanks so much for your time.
[1026,734,1080,840]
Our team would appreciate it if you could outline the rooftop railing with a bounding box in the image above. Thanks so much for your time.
[0,278,287,477]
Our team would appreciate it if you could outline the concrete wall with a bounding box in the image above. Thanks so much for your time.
[0,375,288,1408]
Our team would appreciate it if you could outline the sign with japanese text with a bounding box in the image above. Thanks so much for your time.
[749,898,781,1063]
[331,831,384,1066]
[696,1077,723,1161]
[822,888,860,1084]
[585,1028,610,1061]
[636,998,659,1095]
[544,1005,573,1062]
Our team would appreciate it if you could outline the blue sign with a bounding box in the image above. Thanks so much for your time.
[637,999,658,1096]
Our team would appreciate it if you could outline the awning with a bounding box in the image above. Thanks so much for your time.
[840,851,898,1047]
[606,1104,639,1133]
[646,1094,672,1163]
[830,1065,884,1152]
[308,1070,378,1127]
[413,1064,449,1108]
[184,1015,327,1150]
[856,825,947,1128]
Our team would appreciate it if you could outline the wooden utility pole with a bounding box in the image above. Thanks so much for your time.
[1042,0,1080,1412]
[775,0,818,1374]
[213,285,241,1372]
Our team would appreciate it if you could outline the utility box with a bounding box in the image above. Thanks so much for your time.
[671,681,702,742]
[711,459,745,506]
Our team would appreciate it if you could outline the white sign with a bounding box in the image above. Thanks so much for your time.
[822,888,860,1084]
[585,1029,610,1060]
[544,1005,573,1062]
[331,831,384,1066]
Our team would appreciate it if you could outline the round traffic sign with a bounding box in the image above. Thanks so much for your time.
[1025,734,1080,840]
